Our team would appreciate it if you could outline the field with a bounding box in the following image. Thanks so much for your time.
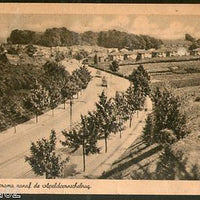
[120,55,200,66]
[119,60,200,76]
[118,60,200,89]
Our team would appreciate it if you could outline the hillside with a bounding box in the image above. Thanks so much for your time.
[7,28,163,50]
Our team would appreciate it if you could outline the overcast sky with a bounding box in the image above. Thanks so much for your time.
[1,14,200,40]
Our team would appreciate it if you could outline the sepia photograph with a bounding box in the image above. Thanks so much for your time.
[0,4,200,193]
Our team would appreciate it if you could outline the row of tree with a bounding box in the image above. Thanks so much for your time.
[0,60,92,132]
[8,28,163,50]
[26,65,151,178]
[23,62,92,123]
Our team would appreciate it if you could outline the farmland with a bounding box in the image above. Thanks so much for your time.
[117,60,200,89]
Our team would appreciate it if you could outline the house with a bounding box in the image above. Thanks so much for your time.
[5,54,20,65]
[190,48,200,56]
[136,50,152,60]
[123,51,138,60]
[88,52,108,63]
[177,47,189,56]
[152,49,167,58]
[108,52,124,61]
[107,48,119,53]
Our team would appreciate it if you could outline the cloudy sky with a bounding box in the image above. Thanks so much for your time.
[1,14,200,40]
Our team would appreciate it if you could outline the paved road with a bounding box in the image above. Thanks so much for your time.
[0,60,130,178]
[66,96,152,179]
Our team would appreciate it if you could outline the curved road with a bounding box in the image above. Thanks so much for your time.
[0,61,131,178]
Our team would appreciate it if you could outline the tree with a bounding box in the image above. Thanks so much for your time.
[25,130,68,179]
[142,114,154,145]
[185,33,195,42]
[72,66,92,90]
[125,86,145,127]
[113,91,129,138]
[129,65,151,97]
[6,101,24,133]
[94,54,98,65]
[55,51,65,62]
[95,91,117,152]
[24,82,49,123]
[189,42,200,50]
[61,114,100,171]
[25,44,37,57]
[110,60,119,72]
[48,85,61,116]
[152,88,188,142]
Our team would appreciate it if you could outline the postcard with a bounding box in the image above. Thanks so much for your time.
[0,3,200,196]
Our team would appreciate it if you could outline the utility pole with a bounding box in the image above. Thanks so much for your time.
[82,134,86,172]
[70,98,73,130]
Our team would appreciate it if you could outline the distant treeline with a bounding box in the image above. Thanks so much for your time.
[7,28,163,50]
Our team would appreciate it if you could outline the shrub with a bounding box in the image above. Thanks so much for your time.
[195,96,200,102]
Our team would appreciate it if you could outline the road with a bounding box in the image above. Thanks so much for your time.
[0,60,131,178]
[65,96,152,179]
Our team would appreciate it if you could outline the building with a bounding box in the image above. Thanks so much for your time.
[108,52,124,61]
[123,51,138,60]
[136,50,152,60]
[177,47,189,56]
[190,48,200,56]
[5,54,20,65]
[152,49,167,58]
[87,52,108,63]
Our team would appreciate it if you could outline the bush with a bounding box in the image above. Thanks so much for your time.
[195,96,200,102]
[109,60,119,72]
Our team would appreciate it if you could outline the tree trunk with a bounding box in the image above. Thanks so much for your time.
[63,98,66,109]
[82,140,86,172]
[119,118,122,138]
[70,99,73,129]
[45,173,52,179]
[129,115,132,128]
[52,108,54,117]
[105,135,108,153]
[35,114,38,123]
[14,125,16,133]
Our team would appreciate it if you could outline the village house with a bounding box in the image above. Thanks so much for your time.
[136,50,152,60]
[107,48,119,53]
[123,51,138,60]
[166,49,177,57]
[87,52,108,63]
[108,52,124,61]
[5,54,20,65]
[152,49,167,58]
[190,48,200,56]
[177,47,189,56]
[97,52,108,62]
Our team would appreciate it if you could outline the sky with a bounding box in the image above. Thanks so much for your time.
[1,14,200,40]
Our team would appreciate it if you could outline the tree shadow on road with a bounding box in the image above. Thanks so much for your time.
[99,136,163,179]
